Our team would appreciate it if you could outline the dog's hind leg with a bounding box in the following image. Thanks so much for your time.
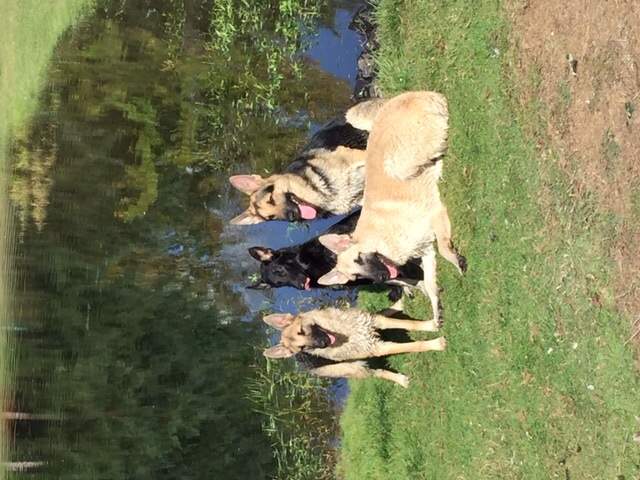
[431,205,466,274]
[309,361,409,387]
[420,245,442,323]
[372,314,440,332]
[372,337,446,356]
[373,369,410,388]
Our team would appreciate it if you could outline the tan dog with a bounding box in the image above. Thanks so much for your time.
[316,91,466,322]
[229,98,387,224]
[262,306,445,387]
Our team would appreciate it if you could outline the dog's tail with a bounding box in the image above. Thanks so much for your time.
[382,91,448,181]
[345,97,387,132]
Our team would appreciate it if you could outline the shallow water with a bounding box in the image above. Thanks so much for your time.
[1,1,363,477]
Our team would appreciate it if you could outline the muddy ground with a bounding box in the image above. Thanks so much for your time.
[511,0,640,349]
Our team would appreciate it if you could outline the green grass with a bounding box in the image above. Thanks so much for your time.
[0,1,92,476]
[0,1,92,140]
[338,1,640,479]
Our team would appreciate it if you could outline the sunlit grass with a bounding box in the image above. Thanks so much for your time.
[0,1,93,476]
[338,1,640,479]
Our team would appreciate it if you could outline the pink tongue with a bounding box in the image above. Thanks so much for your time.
[326,332,336,345]
[298,204,317,220]
[304,278,311,290]
[384,261,399,279]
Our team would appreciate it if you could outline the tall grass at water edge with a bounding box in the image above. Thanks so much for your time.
[248,352,338,480]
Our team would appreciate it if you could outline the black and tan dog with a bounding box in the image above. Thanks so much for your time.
[317,91,466,323]
[229,98,386,225]
[262,307,446,387]
[247,210,423,290]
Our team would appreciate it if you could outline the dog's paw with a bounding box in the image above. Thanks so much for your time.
[420,319,440,332]
[457,254,467,274]
[397,374,410,388]
[433,336,447,351]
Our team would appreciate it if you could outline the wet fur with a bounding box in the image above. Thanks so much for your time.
[262,307,446,387]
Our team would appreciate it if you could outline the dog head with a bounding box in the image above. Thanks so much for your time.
[315,233,399,285]
[247,246,311,290]
[229,174,324,224]
[262,313,337,358]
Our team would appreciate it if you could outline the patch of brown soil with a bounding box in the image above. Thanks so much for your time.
[510,1,640,342]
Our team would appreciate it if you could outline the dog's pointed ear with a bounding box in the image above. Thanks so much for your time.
[248,246,274,262]
[263,343,295,359]
[263,313,294,330]
[317,268,351,285]
[229,174,266,195]
[230,210,265,225]
[318,233,352,254]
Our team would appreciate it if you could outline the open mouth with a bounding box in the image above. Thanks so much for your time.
[290,195,319,220]
[379,255,399,279]
[314,325,337,347]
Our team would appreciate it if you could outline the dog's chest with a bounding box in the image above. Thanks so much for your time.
[307,311,379,361]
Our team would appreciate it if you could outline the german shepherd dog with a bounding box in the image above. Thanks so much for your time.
[229,98,386,225]
[247,210,423,290]
[316,91,466,322]
[262,307,446,387]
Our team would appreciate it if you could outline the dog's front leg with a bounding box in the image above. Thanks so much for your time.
[372,314,441,332]
[309,362,409,388]
[420,245,442,323]
[431,205,466,274]
[372,337,446,357]
[386,278,420,288]
[372,369,410,388]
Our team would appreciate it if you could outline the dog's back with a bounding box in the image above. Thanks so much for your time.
[354,92,449,263]
[296,117,369,154]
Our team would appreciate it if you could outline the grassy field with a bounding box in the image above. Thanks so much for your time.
[338,1,640,479]
[0,1,92,476]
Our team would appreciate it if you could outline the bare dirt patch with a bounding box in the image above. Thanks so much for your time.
[510,0,640,345]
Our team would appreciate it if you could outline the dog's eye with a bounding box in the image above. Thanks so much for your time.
[267,214,276,220]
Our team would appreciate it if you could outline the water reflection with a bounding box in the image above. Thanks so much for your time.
[2,0,364,477]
